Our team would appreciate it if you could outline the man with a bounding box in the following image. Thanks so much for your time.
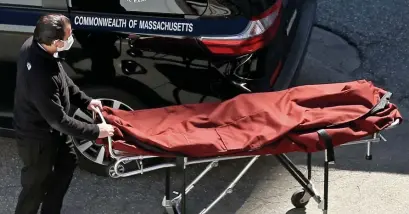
[13,14,114,214]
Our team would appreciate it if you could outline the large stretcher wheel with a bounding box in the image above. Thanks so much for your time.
[291,189,310,208]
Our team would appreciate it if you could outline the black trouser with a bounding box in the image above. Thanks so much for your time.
[14,133,78,214]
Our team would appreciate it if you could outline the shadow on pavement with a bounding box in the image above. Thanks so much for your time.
[179,156,285,214]
[286,208,307,214]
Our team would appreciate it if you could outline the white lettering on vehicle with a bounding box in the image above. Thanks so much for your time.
[74,16,194,33]
[138,20,193,32]
[74,16,127,28]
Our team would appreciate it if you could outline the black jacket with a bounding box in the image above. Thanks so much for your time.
[13,36,99,141]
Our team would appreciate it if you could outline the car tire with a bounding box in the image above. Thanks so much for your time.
[68,86,152,177]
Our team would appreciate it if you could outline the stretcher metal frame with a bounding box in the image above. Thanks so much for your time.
[93,103,400,214]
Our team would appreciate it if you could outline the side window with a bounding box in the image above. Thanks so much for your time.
[0,0,42,6]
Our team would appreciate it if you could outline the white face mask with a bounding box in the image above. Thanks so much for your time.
[56,35,74,52]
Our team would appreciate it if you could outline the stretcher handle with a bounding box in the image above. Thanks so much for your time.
[91,106,119,159]
[91,106,107,124]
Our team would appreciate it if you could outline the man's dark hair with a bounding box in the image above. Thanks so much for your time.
[33,14,71,46]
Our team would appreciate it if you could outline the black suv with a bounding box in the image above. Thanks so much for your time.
[0,0,316,176]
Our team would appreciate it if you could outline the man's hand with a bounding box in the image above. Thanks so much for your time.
[97,123,114,138]
[87,99,103,113]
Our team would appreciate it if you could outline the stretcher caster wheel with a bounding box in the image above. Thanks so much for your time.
[107,163,125,178]
[291,189,310,208]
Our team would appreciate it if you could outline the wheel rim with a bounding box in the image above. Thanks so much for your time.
[71,98,134,166]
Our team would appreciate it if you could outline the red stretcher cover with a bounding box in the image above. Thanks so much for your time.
[99,80,402,158]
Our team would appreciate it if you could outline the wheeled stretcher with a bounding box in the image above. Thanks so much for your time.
[93,80,402,214]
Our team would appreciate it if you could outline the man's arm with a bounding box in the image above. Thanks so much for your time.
[63,70,92,110]
[29,73,99,140]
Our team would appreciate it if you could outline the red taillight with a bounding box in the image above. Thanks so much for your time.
[199,0,282,56]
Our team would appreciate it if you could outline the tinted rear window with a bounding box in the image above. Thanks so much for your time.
[229,0,278,17]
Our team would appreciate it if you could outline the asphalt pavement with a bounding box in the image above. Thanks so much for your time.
[1,0,409,213]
